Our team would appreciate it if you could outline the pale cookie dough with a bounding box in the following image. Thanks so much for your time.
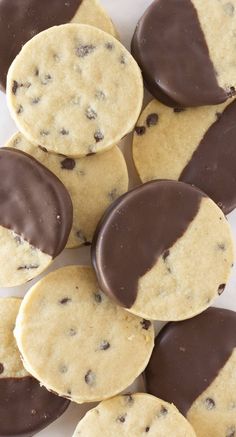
[0,148,72,288]
[14,266,154,403]
[0,297,69,436]
[7,24,143,157]
[72,393,196,437]
[7,132,128,249]
[133,98,236,214]
[92,180,234,321]
[0,0,118,91]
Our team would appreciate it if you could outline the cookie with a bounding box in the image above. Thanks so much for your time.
[0,297,69,436]
[7,23,143,157]
[14,266,154,403]
[72,393,196,436]
[0,147,72,287]
[146,307,236,437]
[131,0,236,107]
[92,180,234,321]
[0,0,117,91]
[7,132,128,249]
[133,98,236,214]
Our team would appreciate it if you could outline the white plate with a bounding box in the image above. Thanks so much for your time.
[1,0,236,435]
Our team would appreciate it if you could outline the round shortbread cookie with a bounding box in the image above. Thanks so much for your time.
[92,180,234,321]
[0,148,72,287]
[7,132,128,249]
[6,24,143,157]
[14,266,154,403]
[0,297,69,436]
[133,98,236,215]
[131,0,236,107]
[0,0,117,91]
[146,307,236,437]
[72,393,196,437]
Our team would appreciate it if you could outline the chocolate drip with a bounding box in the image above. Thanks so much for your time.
[131,0,226,107]
[145,307,236,416]
[92,180,203,308]
[0,0,83,91]
[180,99,236,214]
[0,376,69,436]
[0,148,72,257]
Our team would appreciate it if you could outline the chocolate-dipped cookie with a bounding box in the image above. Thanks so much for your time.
[0,147,72,287]
[131,0,236,107]
[92,180,234,321]
[146,307,236,437]
[14,266,154,404]
[72,393,196,436]
[0,297,69,437]
[0,0,117,91]
[133,98,236,214]
[7,132,128,249]
[7,23,143,157]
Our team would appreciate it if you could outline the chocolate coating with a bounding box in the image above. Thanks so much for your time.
[145,307,236,416]
[0,0,82,91]
[131,0,227,107]
[0,376,69,436]
[0,148,72,257]
[92,180,203,308]
[180,99,236,214]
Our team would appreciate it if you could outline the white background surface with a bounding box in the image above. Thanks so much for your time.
[1,0,236,435]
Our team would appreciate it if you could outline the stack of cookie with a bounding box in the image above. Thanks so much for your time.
[0,0,236,436]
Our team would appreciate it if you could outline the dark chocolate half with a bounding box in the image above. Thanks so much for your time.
[180,99,236,214]
[145,307,236,416]
[92,180,204,308]
[0,148,72,257]
[0,376,69,436]
[131,0,227,107]
[0,0,83,91]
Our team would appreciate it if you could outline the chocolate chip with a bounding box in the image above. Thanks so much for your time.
[173,107,185,113]
[105,42,114,50]
[68,328,77,336]
[218,243,226,251]
[84,370,96,385]
[59,365,68,374]
[37,145,47,153]
[146,113,159,127]
[76,45,96,57]
[94,130,104,143]
[60,128,69,136]
[120,54,126,64]
[95,90,106,100]
[163,250,170,261]
[61,158,75,170]
[145,427,150,433]
[40,130,50,136]
[228,86,236,97]
[86,107,97,120]
[35,68,39,76]
[141,319,151,330]
[41,74,52,85]
[12,80,19,95]
[218,284,226,295]
[226,426,236,437]
[17,105,23,114]
[59,297,72,305]
[124,394,134,405]
[135,126,146,136]
[67,389,72,395]
[32,97,41,104]
[116,414,127,423]
[17,264,39,270]
[14,235,23,245]
[224,3,235,16]
[157,406,168,417]
[204,397,216,410]
[100,340,110,350]
[0,363,4,374]
[94,293,102,303]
